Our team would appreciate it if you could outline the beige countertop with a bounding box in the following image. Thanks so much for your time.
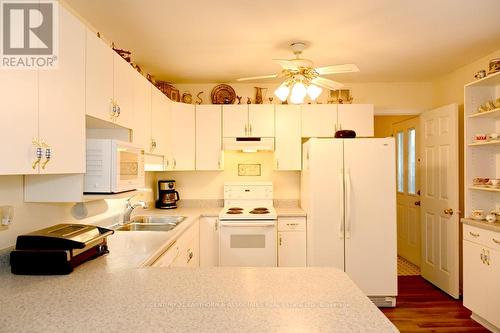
[0,206,398,332]
[275,207,307,217]
[462,217,500,233]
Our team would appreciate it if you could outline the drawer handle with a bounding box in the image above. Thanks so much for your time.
[187,249,194,263]
[493,238,500,245]
[286,223,299,226]
[469,232,480,238]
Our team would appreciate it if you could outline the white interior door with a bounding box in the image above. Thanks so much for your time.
[393,117,421,266]
[343,138,397,296]
[420,103,460,298]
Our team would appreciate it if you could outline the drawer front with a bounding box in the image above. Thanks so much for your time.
[463,224,500,249]
[278,217,306,232]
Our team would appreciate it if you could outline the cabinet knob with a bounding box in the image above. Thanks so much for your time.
[279,235,282,246]
[493,238,500,245]
[41,147,52,170]
[469,231,480,238]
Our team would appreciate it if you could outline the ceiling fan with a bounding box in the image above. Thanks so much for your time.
[236,42,359,103]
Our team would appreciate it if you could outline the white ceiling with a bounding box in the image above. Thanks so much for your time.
[65,0,500,83]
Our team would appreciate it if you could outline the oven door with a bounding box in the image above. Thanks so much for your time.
[219,221,277,267]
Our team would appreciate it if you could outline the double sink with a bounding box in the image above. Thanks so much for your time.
[113,216,187,232]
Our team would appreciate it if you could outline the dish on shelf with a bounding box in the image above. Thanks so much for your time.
[211,84,236,104]
[472,177,489,186]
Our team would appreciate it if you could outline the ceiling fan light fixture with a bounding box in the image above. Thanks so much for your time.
[274,83,290,102]
[290,82,306,104]
[307,84,322,101]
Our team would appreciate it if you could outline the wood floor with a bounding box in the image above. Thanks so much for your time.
[381,276,489,332]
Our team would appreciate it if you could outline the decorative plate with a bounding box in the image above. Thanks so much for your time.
[211,84,236,104]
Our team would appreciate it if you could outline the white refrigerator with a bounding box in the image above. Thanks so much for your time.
[301,138,397,306]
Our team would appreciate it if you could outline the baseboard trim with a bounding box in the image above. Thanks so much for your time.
[369,296,396,307]
[471,313,500,333]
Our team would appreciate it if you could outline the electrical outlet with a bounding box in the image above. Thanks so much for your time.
[0,205,13,230]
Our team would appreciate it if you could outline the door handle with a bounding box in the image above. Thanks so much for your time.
[345,168,351,238]
[414,201,421,206]
[443,208,462,216]
[220,222,275,227]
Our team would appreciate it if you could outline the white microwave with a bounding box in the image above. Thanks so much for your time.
[84,139,145,194]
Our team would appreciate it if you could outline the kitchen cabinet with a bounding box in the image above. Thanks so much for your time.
[151,87,171,160]
[337,104,374,137]
[223,105,248,137]
[132,71,152,151]
[223,105,274,137]
[85,29,114,123]
[151,241,180,268]
[0,6,85,175]
[112,53,135,128]
[463,224,500,330]
[172,220,200,267]
[277,217,307,267]
[274,105,301,170]
[301,104,337,137]
[199,217,219,267]
[196,105,223,170]
[248,104,274,137]
[166,102,195,170]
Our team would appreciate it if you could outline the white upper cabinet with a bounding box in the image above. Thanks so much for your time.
[275,105,301,170]
[0,66,38,175]
[223,105,248,137]
[85,30,114,123]
[248,104,274,137]
[337,104,374,137]
[132,71,152,151]
[168,102,195,170]
[38,6,86,174]
[151,87,170,160]
[301,104,337,137]
[112,54,135,128]
[196,105,223,170]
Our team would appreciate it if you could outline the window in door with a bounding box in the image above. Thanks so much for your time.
[407,128,416,195]
[396,131,404,193]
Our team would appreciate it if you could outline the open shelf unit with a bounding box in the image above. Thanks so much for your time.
[464,71,500,217]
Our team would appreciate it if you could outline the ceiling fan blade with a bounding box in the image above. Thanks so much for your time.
[311,77,344,90]
[236,74,278,82]
[273,59,299,70]
[315,64,360,75]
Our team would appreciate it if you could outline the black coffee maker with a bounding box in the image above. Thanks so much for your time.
[156,180,180,209]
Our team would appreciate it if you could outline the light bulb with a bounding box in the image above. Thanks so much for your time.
[291,82,307,98]
[307,84,322,101]
[274,84,290,102]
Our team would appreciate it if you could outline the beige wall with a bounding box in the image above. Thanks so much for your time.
[174,82,432,115]
[374,116,416,138]
[153,151,300,200]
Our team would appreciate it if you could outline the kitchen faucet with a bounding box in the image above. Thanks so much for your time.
[122,195,148,224]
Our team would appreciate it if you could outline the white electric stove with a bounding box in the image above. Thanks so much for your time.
[219,182,277,267]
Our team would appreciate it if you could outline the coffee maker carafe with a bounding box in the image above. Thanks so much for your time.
[156,180,180,209]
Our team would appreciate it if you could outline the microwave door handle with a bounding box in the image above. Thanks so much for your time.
[220,222,276,227]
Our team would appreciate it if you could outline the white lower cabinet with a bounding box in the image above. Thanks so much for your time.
[199,217,219,267]
[171,220,200,268]
[277,217,307,267]
[151,241,180,268]
[463,225,500,330]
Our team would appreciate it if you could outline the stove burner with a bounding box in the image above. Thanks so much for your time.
[250,209,269,214]
[253,207,269,211]
[228,207,243,211]
[227,210,243,214]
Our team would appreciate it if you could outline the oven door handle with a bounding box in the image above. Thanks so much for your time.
[220,222,276,227]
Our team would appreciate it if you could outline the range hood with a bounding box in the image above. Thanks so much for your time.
[223,137,275,152]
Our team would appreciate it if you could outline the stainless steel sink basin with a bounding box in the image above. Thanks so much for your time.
[115,223,177,232]
[131,216,186,224]
[113,215,187,232]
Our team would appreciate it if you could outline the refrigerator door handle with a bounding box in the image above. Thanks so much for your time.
[345,168,351,239]
[339,171,344,238]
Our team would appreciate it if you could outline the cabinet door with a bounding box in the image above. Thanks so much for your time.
[151,242,180,267]
[275,105,301,170]
[151,87,170,162]
[488,248,500,328]
[223,105,248,137]
[301,104,337,137]
[132,72,152,151]
[200,217,219,267]
[85,29,113,122]
[113,54,135,128]
[248,104,274,137]
[196,105,222,170]
[337,104,374,137]
[278,232,307,267]
[0,70,38,175]
[169,102,195,170]
[38,6,85,174]
[463,240,490,322]
[172,220,200,267]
